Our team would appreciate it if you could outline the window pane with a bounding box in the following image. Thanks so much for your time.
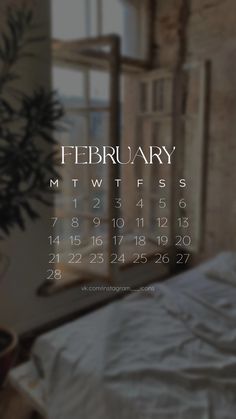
[90,0,99,36]
[152,78,173,113]
[152,80,164,112]
[123,2,141,57]
[53,67,85,106]
[102,0,124,39]
[140,82,148,113]
[51,0,87,39]
[89,70,109,104]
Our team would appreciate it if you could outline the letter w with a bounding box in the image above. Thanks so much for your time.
[91,179,103,188]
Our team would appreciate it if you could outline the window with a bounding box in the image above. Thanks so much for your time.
[129,63,208,252]
[51,0,148,58]
[48,0,151,285]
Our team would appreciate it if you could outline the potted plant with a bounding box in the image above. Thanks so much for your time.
[0,5,62,385]
[0,327,18,386]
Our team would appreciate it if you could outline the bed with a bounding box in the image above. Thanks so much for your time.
[10,252,236,419]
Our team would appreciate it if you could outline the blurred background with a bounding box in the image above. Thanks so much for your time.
[1,1,236,418]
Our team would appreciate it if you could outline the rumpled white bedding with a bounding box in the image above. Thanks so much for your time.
[33,252,236,419]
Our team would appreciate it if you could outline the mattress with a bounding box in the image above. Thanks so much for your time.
[31,252,236,419]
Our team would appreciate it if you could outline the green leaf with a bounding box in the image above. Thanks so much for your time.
[21,202,39,220]
[14,207,25,230]
[38,130,57,144]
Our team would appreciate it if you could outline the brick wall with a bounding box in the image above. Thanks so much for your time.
[154,0,236,258]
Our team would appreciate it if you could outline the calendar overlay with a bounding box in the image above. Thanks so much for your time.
[44,144,198,292]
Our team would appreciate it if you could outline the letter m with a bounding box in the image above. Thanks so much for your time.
[50,179,59,188]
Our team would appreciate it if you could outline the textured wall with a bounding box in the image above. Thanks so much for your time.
[155,0,236,258]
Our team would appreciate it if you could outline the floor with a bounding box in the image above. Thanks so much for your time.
[0,385,41,419]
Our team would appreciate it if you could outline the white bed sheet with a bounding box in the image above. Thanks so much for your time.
[32,252,236,419]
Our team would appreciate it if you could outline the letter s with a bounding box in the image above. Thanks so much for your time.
[159,179,166,188]
[179,179,186,188]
